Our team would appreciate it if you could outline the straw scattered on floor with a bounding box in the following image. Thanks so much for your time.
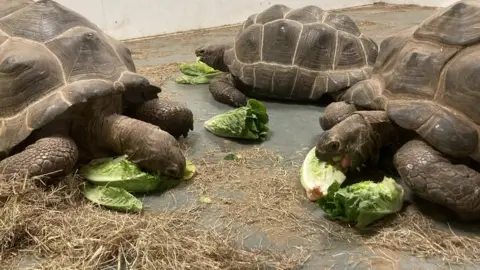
[1,147,480,269]
[0,175,305,269]
[138,63,180,87]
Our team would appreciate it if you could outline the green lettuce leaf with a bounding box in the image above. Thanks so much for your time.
[83,183,143,212]
[79,155,161,193]
[79,156,197,193]
[204,99,269,141]
[182,160,197,180]
[300,147,346,201]
[318,176,405,228]
[175,57,223,84]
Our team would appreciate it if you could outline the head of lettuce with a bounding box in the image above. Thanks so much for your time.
[204,99,269,141]
[301,146,405,228]
[318,177,405,228]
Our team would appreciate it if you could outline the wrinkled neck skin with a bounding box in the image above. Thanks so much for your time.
[352,117,402,169]
[207,44,231,72]
[69,95,124,159]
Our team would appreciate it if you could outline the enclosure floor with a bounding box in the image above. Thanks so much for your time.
[122,4,478,269]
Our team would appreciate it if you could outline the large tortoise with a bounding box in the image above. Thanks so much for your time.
[0,0,193,181]
[195,4,378,107]
[315,0,480,220]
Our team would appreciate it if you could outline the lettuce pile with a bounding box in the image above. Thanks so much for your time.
[175,57,223,84]
[301,147,405,228]
[318,177,405,228]
[79,155,196,212]
[204,99,269,141]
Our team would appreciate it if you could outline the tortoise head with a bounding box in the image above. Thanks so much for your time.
[195,44,229,72]
[315,114,376,171]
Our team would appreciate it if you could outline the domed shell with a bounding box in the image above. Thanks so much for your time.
[371,0,480,160]
[223,4,378,100]
[0,0,159,154]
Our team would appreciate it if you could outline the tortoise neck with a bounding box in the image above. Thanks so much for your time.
[213,46,229,72]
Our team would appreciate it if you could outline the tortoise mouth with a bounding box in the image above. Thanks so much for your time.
[195,49,205,57]
[315,150,352,169]
[331,155,352,169]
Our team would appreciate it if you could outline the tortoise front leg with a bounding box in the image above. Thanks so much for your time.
[0,135,78,182]
[394,139,480,220]
[320,78,386,131]
[209,73,247,107]
[319,101,358,130]
[126,98,194,139]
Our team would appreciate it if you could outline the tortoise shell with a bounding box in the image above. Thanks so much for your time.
[345,0,480,161]
[0,0,157,154]
[223,4,378,100]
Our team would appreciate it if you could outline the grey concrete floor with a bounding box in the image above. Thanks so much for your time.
[124,4,479,270]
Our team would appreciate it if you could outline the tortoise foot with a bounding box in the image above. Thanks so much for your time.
[209,73,247,107]
[0,135,78,182]
[394,139,480,221]
[128,98,194,139]
[319,101,357,130]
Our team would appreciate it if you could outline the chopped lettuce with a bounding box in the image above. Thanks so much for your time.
[79,155,161,193]
[182,160,197,180]
[318,176,405,228]
[175,57,223,84]
[79,156,197,212]
[300,147,347,201]
[204,99,269,141]
[79,156,197,193]
[83,183,143,212]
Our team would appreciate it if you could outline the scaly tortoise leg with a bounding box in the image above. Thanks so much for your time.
[319,101,358,131]
[209,73,247,107]
[0,135,78,181]
[320,78,387,131]
[394,139,480,220]
[127,97,194,139]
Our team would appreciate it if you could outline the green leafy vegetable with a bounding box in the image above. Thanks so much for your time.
[182,160,196,180]
[204,99,269,141]
[224,153,237,160]
[318,176,405,228]
[80,156,198,213]
[83,183,143,212]
[79,155,161,193]
[199,196,213,204]
[79,156,197,193]
[300,147,346,201]
[175,57,223,84]
[224,153,243,160]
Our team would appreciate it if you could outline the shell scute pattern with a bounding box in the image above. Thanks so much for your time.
[225,4,377,98]
[343,0,480,160]
[0,0,143,153]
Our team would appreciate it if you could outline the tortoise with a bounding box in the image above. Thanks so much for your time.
[315,0,480,220]
[0,0,194,181]
[195,4,379,107]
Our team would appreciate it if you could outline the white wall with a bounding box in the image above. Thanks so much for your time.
[374,0,456,6]
[55,0,455,41]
